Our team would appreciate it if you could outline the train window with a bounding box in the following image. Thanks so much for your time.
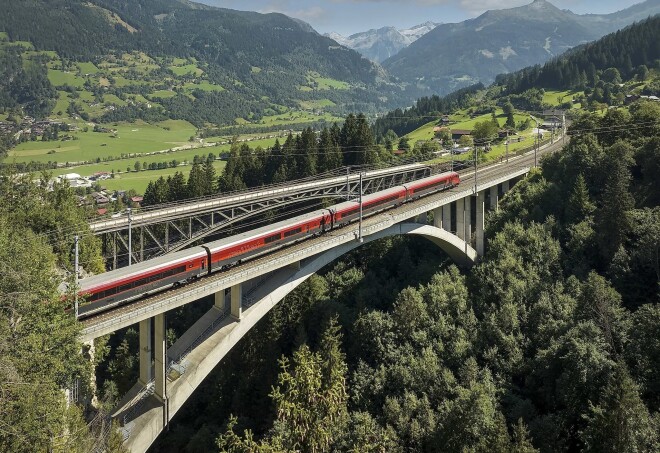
[118,283,132,293]
[284,227,302,238]
[265,233,281,244]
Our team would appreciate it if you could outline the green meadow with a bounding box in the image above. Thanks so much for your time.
[99,160,227,193]
[10,120,197,164]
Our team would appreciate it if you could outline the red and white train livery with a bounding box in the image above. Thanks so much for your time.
[76,171,459,317]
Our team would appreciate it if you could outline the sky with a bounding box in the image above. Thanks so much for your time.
[198,0,645,35]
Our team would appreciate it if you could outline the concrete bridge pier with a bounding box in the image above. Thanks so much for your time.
[139,319,153,386]
[455,198,465,240]
[443,203,452,233]
[489,185,499,211]
[153,313,168,432]
[476,191,486,256]
[465,195,472,243]
[230,284,242,321]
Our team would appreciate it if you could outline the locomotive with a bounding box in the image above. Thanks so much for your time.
[76,171,460,317]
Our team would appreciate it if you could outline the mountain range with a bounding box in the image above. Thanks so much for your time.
[0,0,658,125]
[383,0,660,96]
[324,22,440,63]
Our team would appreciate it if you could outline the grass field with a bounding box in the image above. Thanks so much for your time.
[298,99,336,109]
[169,63,204,76]
[184,81,224,92]
[10,120,197,164]
[99,160,227,193]
[48,70,86,87]
[542,89,575,106]
[405,110,532,144]
[258,111,343,127]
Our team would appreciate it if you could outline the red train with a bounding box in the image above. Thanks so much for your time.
[77,172,459,317]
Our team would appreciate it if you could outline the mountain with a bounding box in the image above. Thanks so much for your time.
[382,0,660,96]
[325,22,439,63]
[0,0,409,125]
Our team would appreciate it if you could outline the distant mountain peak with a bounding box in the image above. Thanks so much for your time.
[383,0,660,97]
[325,21,440,63]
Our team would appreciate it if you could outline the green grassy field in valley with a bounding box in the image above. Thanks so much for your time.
[10,120,197,164]
[404,109,532,145]
[98,160,227,193]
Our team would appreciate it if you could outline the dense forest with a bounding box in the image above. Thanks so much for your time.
[142,114,439,207]
[0,7,659,452]
[0,0,412,126]
[373,16,660,143]
[372,83,484,139]
[141,99,660,453]
[495,16,660,93]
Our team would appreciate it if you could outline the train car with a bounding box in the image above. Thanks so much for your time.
[75,171,460,317]
[333,186,407,226]
[403,172,460,199]
[77,247,209,317]
[204,208,333,269]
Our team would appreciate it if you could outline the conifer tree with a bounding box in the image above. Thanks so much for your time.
[596,142,634,261]
[566,174,595,224]
[187,162,207,198]
[203,158,216,195]
[169,171,188,201]
[581,364,659,452]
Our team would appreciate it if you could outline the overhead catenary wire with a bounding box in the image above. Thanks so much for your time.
[17,117,660,247]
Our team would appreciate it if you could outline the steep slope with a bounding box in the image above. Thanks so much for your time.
[383,0,660,96]
[325,22,439,63]
[0,0,405,120]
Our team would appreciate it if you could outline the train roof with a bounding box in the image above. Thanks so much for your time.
[204,207,330,253]
[78,246,208,292]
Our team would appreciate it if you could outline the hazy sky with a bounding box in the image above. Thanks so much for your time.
[198,0,645,35]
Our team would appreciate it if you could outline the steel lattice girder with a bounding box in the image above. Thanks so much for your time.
[100,166,431,265]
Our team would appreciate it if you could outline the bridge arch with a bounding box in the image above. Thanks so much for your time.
[121,222,476,452]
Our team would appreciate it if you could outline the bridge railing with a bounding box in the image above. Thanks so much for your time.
[90,155,432,223]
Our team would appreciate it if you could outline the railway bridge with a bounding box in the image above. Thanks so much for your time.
[80,139,562,452]
[91,163,432,266]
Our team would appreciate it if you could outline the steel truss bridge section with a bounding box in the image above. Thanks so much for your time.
[97,163,433,267]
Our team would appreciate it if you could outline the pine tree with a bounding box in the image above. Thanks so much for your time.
[580,364,659,452]
[187,162,207,198]
[317,127,342,173]
[565,174,595,224]
[169,171,188,201]
[296,127,317,178]
[596,143,634,261]
[511,419,539,453]
[203,158,216,195]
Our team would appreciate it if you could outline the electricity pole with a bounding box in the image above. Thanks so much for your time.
[74,235,79,318]
[127,207,132,266]
[505,130,509,163]
[358,172,363,243]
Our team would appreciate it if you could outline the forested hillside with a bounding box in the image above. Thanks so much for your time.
[374,16,660,141]
[496,15,660,93]
[0,0,408,130]
[382,0,660,97]
[138,99,660,453]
